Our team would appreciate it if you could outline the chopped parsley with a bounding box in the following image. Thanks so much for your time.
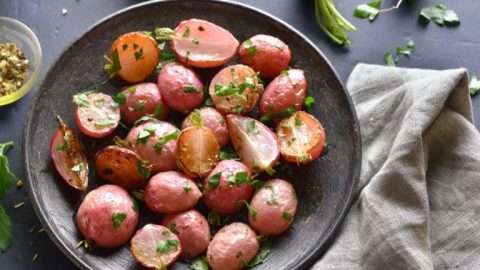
[227,171,249,187]
[246,239,271,268]
[192,38,200,45]
[384,52,396,66]
[156,239,179,253]
[183,84,200,93]
[219,146,239,160]
[72,91,93,107]
[113,92,126,106]
[189,110,202,128]
[134,100,146,111]
[94,98,105,108]
[242,201,257,220]
[208,172,222,189]
[277,106,296,119]
[304,96,315,110]
[104,49,121,78]
[182,27,191,38]
[282,211,293,221]
[183,182,192,193]
[154,104,163,118]
[154,130,179,153]
[71,163,84,173]
[112,212,127,229]
[190,256,209,270]
[169,223,178,234]
[243,39,257,57]
[154,27,175,41]
[127,86,136,94]
[384,39,415,66]
[95,118,117,128]
[136,127,156,144]
[280,70,289,76]
[214,76,256,97]
[353,0,382,21]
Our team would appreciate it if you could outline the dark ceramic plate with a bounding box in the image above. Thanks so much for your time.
[24,0,361,269]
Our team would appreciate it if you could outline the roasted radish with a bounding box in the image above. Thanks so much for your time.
[105,31,159,83]
[144,171,202,214]
[226,115,279,173]
[249,179,297,235]
[95,145,151,189]
[276,111,325,164]
[181,108,229,147]
[131,224,181,269]
[172,19,239,68]
[76,185,139,248]
[50,116,89,191]
[209,64,262,114]
[260,69,307,117]
[203,160,253,214]
[74,91,120,138]
[176,126,220,178]
[238,34,291,78]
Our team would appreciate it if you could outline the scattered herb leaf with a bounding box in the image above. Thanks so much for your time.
[156,239,179,253]
[419,4,460,26]
[190,256,209,270]
[184,84,200,93]
[104,49,121,78]
[243,39,257,57]
[112,212,127,229]
[208,172,222,189]
[469,75,480,96]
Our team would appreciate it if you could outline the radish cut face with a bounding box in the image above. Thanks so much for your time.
[172,19,239,68]
[277,111,325,164]
[226,115,279,173]
[50,116,89,191]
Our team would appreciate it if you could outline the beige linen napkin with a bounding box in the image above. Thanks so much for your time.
[313,64,480,270]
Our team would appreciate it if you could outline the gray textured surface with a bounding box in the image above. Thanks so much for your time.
[1,0,480,269]
[24,1,360,270]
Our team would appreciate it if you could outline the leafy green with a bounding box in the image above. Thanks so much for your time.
[190,256,209,270]
[314,0,357,47]
[189,110,203,128]
[104,49,121,78]
[113,92,126,106]
[219,146,239,161]
[353,0,381,21]
[243,39,257,57]
[0,142,16,198]
[154,27,175,41]
[0,205,11,253]
[184,84,200,93]
[112,212,127,229]
[154,104,164,118]
[227,171,249,187]
[246,120,257,134]
[246,240,271,268]
[469,75,480,96]
[242,200,257,220]
[208,172,222,189]
[384,40,415,66]
[156,239,179,253]
[154,131,179,153]
[304,96,315,110]
[419,4,460,26]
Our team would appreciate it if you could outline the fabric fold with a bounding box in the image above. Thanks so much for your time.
[314,64,479,270]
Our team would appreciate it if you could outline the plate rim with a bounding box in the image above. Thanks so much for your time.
[23,0,362,269]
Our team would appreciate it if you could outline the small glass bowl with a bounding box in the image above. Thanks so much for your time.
[0,16,42,106]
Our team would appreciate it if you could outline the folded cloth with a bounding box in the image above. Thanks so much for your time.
[313,64,480,270]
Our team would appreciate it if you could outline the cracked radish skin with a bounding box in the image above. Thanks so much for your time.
[182,107,229,147]
[277,111,325,164]
[260,69,307,116]
[209,64,262,115]
[249,179,297,235]
[74,92,120,138]
[162,210,210,258]
[226,115,279,173]
[76,185,139,248]
[238,34,291,78]
[131,224,181,269]
[207,223,259,270]
[157,62,204,113]
[126,120,179,173]
[144,171,202,214]
[118,83,168,125]
[172,19,239,68]
[203,160,253,214]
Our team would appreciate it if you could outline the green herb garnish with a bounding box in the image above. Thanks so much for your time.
[104,49,121,78]
[227,171,249,187]
[294,116,302,127]
[154,130,179,153]
[304,96,315,110]
[182,27,191,38]
[243,39,257,57]
[134,48,144,61]
[0,142,15,252]
[208,172,222,189]
[95,118,117,128]
[242,200,257,220]
[72,92,92,107]
[384,40,415,66]
[384,52,396,66]
[246,239,271,268]
[154,27,175,41]
[282,211,293,221]
[246,120,257,134]
[154,104,163,118]
[219,146,239,160]
[190,256,209,270]
[190,110,202,128]
[156,239,179,253]
[112,212,127,229]
[113,92,126,106]
[136,127,156,144]
[183,182,192,193]
[184,84,200,93]
[353,0,382,21]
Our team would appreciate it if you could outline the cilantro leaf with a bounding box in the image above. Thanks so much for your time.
[353,1,381,21]
[246,240,271,268]
[219,146,239,161]
[208,172,222,189]
[0,142,15,198]
[156,239,179,253]
[104,49,121,78]
[303,96,315,110]
[154,130,179,153]
[384,52,396,66]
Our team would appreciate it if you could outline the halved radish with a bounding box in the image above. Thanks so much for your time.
[74,92,120,138]
[95,146,151,189]
[131,224,181,269]
[106,32,160,83]
[50,116,88,191]
[176,126,220,178]
[171,19,239,68]
[209,64,262,114]
[226,115,279,173]
[276,111,325,164]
